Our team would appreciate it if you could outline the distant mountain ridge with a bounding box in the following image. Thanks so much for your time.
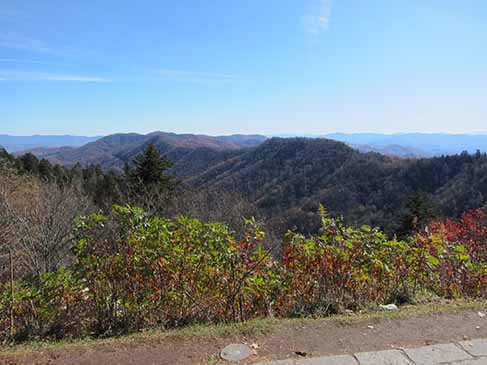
[12,133,487,235]
[9,132,487,158]
[325,133,487,157]
[26,132,268,177]
[352,143,426,158]
[0,135,102,153]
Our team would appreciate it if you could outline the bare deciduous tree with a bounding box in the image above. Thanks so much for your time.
[169,187,257,234]
[0,174,92,279]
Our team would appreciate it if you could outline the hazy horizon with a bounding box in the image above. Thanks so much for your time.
[4,131,487,138]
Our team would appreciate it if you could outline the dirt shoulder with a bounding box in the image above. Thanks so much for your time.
[3,300,487,365]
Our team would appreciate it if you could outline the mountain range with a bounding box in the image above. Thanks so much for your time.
[0,135,102,153]
[5,131,487,235]
[6,132,487,158]
[325,133,487,157]
[21,132,267,177]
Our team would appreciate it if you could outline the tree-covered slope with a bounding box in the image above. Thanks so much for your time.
[188,138,487,234]
[19,134,487,235]
[27,132,267,177]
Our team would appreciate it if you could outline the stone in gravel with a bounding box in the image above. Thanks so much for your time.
[355,349,412,365]
[404,343,472,364]
[460,338,487,357]
[220,343,253,362]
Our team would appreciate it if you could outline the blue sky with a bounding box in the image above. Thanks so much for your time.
[1,0,486,136]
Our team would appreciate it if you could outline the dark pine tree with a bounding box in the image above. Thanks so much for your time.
[38,158,53,180]
[130,144,174,188]
[396,192,437,238]
[18,153,40,175]
[126,144,178,212]
[0,148,15,172]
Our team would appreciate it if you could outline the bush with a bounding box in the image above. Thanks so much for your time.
[71,205,278,336]
[0,268,85,341]
[2,205,487,341]
[279,206,413,315]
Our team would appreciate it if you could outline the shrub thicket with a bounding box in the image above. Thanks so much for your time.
[1,205,487,342]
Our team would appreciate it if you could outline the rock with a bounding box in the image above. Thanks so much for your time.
[220,343,253,362]
[380,303,399,311]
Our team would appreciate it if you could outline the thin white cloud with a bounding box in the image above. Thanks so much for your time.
[0,32,71,56]
[0,58,64,65]
[304,0,333,34]
[36,74,111,82]
[152,69,237,83]
[0,71,111,82]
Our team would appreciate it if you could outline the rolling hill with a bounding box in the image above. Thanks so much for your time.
[19,132,487,234]
[187,137,487,233]
[27,132,267,177]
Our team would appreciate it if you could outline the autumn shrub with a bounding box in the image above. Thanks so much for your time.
[278,207,487,316]
[278,206,416,315]
[2,205,487,342]
[0,268,86,341]
[416,209,487,298]
[71,205,279,336]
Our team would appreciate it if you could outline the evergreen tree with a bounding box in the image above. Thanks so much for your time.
[19,153,40,175]
[52,164,68,184]
[0,148,15,172]
[38,158,53,180]
[93,171,124,210]
[396,192,437,238]
[131,144,173,187]
[126,144,177,211]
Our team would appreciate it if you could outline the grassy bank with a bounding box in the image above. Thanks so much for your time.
[3,299,487,359]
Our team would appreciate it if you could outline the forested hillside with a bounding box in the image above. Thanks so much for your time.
[10,136,487,236]
[26,132,267,174]
[188,138,487,234]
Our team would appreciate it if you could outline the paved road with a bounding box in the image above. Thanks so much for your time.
[251,338,487,365]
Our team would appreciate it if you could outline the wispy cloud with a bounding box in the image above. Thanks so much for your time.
[0,32,71,56]
[0,58,65,66]
[304,0,333,34]
[0,71,111,82]
[152,69,238,83]
[35,74,111,82]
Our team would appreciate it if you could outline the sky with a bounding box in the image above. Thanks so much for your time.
[1,0,486,136]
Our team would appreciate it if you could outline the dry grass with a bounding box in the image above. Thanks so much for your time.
[2,299,487,358]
